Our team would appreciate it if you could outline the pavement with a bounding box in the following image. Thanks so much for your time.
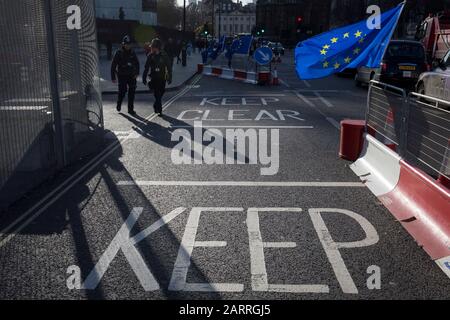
[99,51,202,93]
[0,50,449,300]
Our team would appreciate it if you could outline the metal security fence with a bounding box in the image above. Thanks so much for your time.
[0,0,103,208]
[406,93,450,179]
[366,81,406,148]
[367,81,450,180]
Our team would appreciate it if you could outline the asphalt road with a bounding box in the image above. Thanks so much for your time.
[0,52,449,300]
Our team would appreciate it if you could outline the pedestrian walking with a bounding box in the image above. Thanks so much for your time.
[165,38,176,73]
[176,40,182,64]
[142,38,173,116]
[111,35,140,115]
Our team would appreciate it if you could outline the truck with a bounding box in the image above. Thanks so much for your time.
[415,12,450,103]
[415,11,450,62]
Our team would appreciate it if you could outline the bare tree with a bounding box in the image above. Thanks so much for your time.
[157,0,182,29]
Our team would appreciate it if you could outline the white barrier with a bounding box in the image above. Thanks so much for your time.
[350,133,401,197]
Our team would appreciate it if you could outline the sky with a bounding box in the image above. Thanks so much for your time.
[176,0,252,5]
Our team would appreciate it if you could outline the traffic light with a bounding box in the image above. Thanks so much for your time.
[256,26,265,36]
[203,23,209,36]
[296,16,303,34]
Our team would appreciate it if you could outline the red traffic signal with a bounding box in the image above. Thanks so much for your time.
[296,16,303,23]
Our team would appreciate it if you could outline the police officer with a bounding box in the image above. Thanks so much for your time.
[111,35,140,115]
[142,39,172,116]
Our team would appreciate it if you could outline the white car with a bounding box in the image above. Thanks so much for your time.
[417,50,450,102]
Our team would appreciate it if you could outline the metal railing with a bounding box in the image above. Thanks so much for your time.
[0,0,104,208]
[367,80,450,180]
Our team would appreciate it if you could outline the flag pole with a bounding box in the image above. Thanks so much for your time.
[378,1,407,68]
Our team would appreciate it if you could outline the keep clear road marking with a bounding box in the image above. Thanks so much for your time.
[169,208,245,292]
[75,207,380,294]
[247,208,329,293]
[0,75,203,249]
[117,181,364,187]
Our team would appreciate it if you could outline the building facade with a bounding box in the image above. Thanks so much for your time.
[215,2,256,37]
[329,0,450,38]
[95,0,157,26]
[256,0,450,46]
[256,0,331,46]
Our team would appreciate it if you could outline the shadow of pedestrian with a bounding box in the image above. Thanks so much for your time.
[0,130,223,300]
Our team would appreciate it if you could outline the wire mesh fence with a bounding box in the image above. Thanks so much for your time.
[0,0,103,208]
[405,93,450,180]
[367,81,450,180]
[366,81,406,148]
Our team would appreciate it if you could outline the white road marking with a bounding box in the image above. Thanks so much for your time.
[169,126,314,129]
[302,80,312,88]
[308,208,379,294]
[82,208,157,290]
[293,91,342,132]
[0,75,203,249]
[279,79,291,88]
[263,242,297,248]
[193,94,286,97]
[117,181,365,187]
[169,207,245,292]
[247,208,329,293]
[326,117,341,131]
[294,92,316,108]
[82,207,186,291]
[314,91,334,108]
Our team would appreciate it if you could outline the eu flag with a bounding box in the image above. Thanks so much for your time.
[295,3,405,80]
[232,35,253,55]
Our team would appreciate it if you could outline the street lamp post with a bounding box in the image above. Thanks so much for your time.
[218,0,221,39]
[183,0,186,32]
[212,0,215,38]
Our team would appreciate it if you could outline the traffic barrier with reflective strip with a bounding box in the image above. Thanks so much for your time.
[197,64,262,85]
[349,133,450,279]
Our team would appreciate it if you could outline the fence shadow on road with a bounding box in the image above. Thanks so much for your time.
[1,130,222,300]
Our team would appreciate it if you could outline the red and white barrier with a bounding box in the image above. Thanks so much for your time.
[350,133,450,279]
[198,64,261,85]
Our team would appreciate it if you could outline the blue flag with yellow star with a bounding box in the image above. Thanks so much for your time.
[295,3,405,80]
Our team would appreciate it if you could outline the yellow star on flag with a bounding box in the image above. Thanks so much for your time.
[323,44,330,49]
[323,61,329,68]
[343,33,350,38]
[344,56,352,63]
[353,47,361,55]
[334,62,341,69]
[354,30,362,38]
[320,49,327,55]
[359,37,365,44]
[331,37,338,43]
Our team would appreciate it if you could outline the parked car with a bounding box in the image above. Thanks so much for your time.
[416,49,450,102]
[355,40,429,89]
